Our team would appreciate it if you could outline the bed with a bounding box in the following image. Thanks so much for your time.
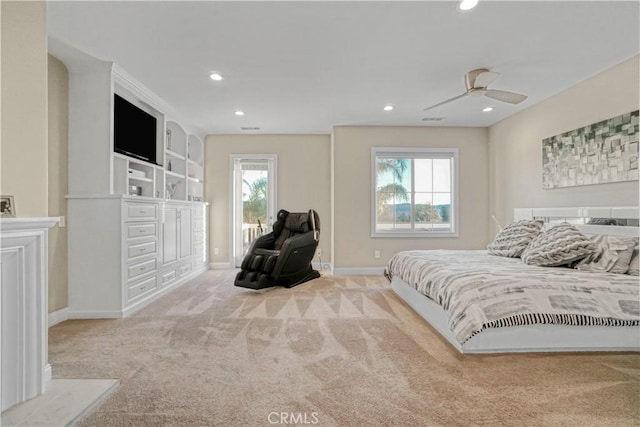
[387,207,640,354]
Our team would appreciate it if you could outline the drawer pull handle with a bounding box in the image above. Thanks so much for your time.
[139,210,146,214]
[140,267,146,271]
[140,286,146,290]
[140,248,146,252]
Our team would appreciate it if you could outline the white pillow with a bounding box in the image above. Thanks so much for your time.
[521,223,596,267]
[487,220,543,258]
[574,235,637,274]
[627,248,639,276]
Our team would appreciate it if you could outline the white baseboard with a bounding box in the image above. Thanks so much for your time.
[209,262,233,269]
[312,262,333,272]
[332,267,385,276]
[48,307,69,327]
[68,310,124,319]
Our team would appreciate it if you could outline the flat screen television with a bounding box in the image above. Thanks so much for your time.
[113,94,157,164]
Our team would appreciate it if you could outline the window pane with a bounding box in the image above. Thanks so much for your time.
[414,193,435,230]
[376,156,411,233]
[414,159,433,192]
[376,158,411,192]
[433,159,451,192]
[432,193,450,206]
[394,194,411,225]
[433,193,451,230]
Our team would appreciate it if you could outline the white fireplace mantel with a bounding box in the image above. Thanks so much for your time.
[1,217,59,412]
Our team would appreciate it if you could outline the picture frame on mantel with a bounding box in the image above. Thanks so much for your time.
[1,195,16,218]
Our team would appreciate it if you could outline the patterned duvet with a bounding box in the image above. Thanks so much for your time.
[386,250,640,344]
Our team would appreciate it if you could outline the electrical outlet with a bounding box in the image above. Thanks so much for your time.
[214,248,219,255]
[374,250,381,259]
[59,216,66,228]
[317,248,322,257]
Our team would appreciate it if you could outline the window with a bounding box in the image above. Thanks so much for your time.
[371,147,458,237]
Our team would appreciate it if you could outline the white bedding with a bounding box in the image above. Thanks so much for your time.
[386,250,640,344]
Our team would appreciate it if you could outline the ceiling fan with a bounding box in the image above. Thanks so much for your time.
[424,68,527,112]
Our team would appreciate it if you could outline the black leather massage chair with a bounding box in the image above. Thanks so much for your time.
[234,209,321,289]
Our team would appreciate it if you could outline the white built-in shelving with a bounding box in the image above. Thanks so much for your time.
[187,134,205,201]
[51,39,209,319]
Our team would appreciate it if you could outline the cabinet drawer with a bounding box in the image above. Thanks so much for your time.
[127,241,157,260]
[128,276,157,302]
[127,223,157,239]
[127,258,157,280]
[125,203,158,221]
[179,263,192,276]
[162,269,177,284]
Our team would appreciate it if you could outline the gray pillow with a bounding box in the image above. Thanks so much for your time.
[521,223,596,267]
[628,248,639,276]
[487,220,543,258]
[574,235,638,274]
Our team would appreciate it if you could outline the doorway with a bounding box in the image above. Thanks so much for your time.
[231,155,277,267]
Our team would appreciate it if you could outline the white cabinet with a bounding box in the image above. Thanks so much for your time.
[162,202,198,286]
[162,206,178,265]
[57,53,210,319]
[180,207,192,259]
[68,197,208,318]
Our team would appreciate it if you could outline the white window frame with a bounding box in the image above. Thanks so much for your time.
[371,147,459,238]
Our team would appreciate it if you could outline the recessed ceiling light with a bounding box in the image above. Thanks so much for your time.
[383,105,394,111]
[235,111,245,116]
[209,73,223,81]
[458,0,479,11]
[482,107,494,112]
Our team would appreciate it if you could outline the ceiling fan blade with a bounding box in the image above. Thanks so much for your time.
[474,71,499,88]
[484,89,527,104]
[423,93,468,111]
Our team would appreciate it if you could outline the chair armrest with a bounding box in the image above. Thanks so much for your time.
[279,232,316,252]
[271,232,319,279]
[255,248,280,256]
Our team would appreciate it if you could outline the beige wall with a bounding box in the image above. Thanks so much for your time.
[205,134,332,265]
[1,1,48,217]
[332,126,490,269]
[48,55,69,312]
[488,55,640,236]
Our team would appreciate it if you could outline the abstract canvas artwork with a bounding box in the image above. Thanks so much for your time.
[542,110,639,189]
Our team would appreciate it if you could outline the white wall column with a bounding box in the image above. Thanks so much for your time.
[1,217,59,411]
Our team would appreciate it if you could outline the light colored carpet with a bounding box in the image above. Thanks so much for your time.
[49,270,640,426]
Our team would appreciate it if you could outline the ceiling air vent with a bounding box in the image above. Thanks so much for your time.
[240,127,261,131]
[422,117,444,122]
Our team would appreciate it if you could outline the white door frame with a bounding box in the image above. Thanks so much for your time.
[229,154,277,267]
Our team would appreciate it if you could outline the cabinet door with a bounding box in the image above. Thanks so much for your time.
[163,207,178,265]
[179,207,192,259]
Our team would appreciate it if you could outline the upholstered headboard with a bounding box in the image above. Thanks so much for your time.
[514,206,639,238]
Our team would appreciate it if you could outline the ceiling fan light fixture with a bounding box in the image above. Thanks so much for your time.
[458,0,479,11]
[209,72,223,81]
[383,105,394,111]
